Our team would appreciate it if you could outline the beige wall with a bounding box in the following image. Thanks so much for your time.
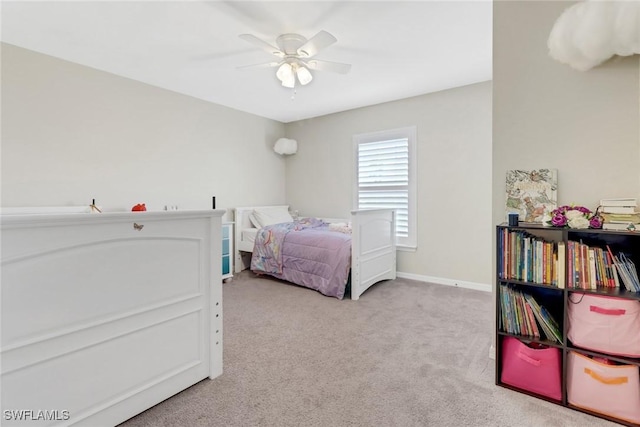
[493,0,640,232]
[7,0,638,289]
[1,43,287,217]
[285,82,493,287]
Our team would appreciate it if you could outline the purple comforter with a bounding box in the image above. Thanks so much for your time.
[250,219,352,299]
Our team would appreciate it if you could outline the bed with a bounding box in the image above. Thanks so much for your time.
[234,206,396,300]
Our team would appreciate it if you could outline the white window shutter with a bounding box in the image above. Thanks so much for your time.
[357,138,409,237]
[353,126,416,248]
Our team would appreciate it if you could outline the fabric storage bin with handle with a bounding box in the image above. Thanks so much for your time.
[568,351,640,424]
[500,336,562,400]
[567,293,640,357]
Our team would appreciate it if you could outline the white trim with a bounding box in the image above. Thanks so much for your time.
[489,345,496,360]
[396,271,492,293]
[1,205,97,214]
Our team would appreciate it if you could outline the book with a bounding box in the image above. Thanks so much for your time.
[524,293,562,343]
[602,223,638,231]
[579,242,588,289]
[501,286,511,331]
[505,169,557,223]
[600,206,637,214]
[595,247,607,287]
[600,212,640,223]
[606,246,640,291]
[567,241,574,288]
[513,287,525,335]
[613,252,640,292]
[523,237,530,282]
[599,197,637,207]
[499,285,510,332]
[557,241,565,289]
[524,301,540,338]
[518,291,532,335]
[588,248,597,289]
[539,305,563,343]
[612,262,621,288]
[605,249,616,287]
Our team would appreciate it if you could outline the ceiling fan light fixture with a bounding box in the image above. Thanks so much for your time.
[239,31,351,90]
[281,77,295,88]
[296,65,313,85]
[278,62,295,87]
[276,63,293,82]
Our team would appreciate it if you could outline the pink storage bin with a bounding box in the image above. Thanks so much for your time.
[567,293,640,357]
[568,351,640,424]
[500,336,562,400]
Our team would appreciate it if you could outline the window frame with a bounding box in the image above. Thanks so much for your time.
[352,125,417,250]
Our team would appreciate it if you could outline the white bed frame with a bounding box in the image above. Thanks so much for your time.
[234,206,396,300]
[1,209,224,426]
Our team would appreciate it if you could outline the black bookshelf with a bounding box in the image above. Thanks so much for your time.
[495,224,640,427]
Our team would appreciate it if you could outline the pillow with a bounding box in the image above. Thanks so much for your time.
[251,206,293,228]
[329,222,352,234]
[248,212,261,229]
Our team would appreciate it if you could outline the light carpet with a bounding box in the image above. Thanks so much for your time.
[120,271,617,427]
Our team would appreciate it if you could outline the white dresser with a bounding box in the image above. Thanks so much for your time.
[1,210,224,426]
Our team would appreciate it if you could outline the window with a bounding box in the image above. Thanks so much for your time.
[353,126,417,249]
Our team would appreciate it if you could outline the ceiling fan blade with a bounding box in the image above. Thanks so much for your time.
[236,61,282,70]
[305,59,351,74]
[297,30,337,58]
[239,34,284,58]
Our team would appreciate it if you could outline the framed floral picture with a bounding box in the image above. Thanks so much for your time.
[506,169,558,223]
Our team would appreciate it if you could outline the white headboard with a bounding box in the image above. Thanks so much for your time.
[233,205,289,272]
[234,205,289,230]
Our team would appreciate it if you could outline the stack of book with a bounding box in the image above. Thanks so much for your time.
[599,198,639,231]
[498,228,561,287]
[567,241,619,289]
[498,284,562,343]
[608,249,640,292]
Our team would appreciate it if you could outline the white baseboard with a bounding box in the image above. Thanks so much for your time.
[396,271,492,293]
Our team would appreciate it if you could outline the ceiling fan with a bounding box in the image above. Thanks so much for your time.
[238,30,352,88]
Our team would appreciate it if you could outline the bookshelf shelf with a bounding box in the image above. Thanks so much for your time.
[496,224,640,427]
[567,286,640,300]
[564,346,640,366]
[499,279,564,291]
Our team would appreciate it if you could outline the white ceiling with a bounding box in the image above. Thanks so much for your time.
[1,1,493,123]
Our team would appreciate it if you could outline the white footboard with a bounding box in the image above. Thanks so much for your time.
[350,209,397,300]
[233,206,396,300]
[1,210,224,426]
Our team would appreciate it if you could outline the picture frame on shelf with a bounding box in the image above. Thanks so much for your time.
[505,169,558,223]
